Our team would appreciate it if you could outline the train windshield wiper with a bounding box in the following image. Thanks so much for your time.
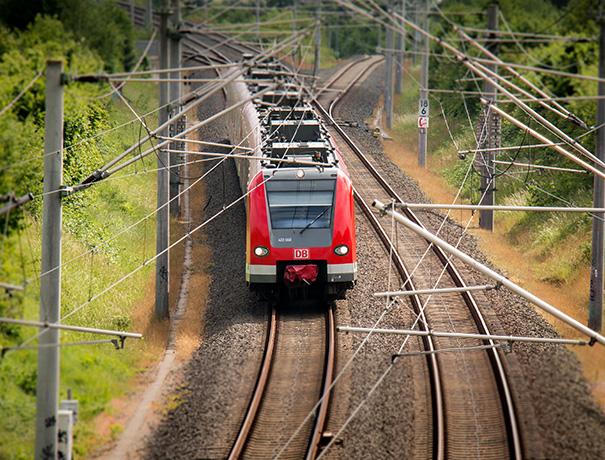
[299,206,330,234]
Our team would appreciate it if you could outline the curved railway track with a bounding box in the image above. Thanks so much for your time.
[317,56,522,460]
[121,10,523,456]
[228,304,336,460]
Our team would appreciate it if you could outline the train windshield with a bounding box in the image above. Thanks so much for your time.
[266,179,336,230]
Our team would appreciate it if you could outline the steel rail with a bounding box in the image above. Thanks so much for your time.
[354,194,445,459]
[228,306,278,460]
[320,57,522,459]
[328,56,384,118]
[315,56,445,459]
[306,306,337,460]
[201,35,337,460]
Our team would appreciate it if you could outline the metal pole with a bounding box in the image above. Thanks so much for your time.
[372,199,605,345]
[291,0,297,65]
[313,0,321,81]
[146,0,153,28]
[337,326,588,346]
[256,0,261,42]
[35,59,64,460]
[156,7,170,319]
[394,0,405,94]
[413,0,420,64]
[479,3,499,231]
[385,10,394,129]
[169,0,181,217]
[590,2,605,332]
[129,0,135,25]
[417,0,428,167]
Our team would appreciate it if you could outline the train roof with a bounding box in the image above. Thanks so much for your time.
[245,60,340,171]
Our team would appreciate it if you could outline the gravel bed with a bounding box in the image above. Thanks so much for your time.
[335,62,605,459]
[144,71,267,459]
[144,57,604,459]
[324,216,430,460]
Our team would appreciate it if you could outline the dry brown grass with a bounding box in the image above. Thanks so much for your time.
[377,100,605,411]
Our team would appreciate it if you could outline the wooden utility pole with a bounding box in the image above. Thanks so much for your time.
[417,0,429,167]
[478,2,499,231]
[156,6,170,319]
[35,59,64,460]
[169,0,182,217]
[590,1,605,332]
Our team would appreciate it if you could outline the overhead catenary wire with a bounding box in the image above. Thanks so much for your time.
[15,34,320,351]
[94,27,158,100]
[0,70,43,117]
[483,100,605,179]
[278,39,500,458]
[16,22,319,296]
[337,0,603,171]
[455,26,587,128]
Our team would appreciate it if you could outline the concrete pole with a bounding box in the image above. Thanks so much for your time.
[291,0,297,65]
[417,0,429,167]
[413,0,420,64]
[395,0,405,94]
[590,2,605,332]
[146,0,153,28]
[385,13,394,129]
[169,0,181,217]
[479,3,498,231]
[313,0,321,81]
[129,0,135,25]
[156,7,170,319]
[256,0,261,42]
[35,60,64,460]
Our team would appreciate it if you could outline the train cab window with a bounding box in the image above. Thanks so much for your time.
[266,179,335,230]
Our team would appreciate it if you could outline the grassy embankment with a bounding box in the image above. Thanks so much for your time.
[0,80,164,458]
[384,64,604,407]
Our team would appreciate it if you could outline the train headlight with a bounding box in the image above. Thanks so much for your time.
[334,245,349,256]
[254,246,269,257]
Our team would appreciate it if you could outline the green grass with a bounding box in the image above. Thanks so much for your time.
[0,81,160,459]
[391,63,594,288]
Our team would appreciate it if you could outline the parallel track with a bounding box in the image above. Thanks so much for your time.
[228,305,336,460]
[319,56,522,460]
[136,11,523,457]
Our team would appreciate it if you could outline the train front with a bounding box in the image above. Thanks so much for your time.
[246,165,356,300]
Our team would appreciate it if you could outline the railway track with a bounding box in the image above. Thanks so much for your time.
[129,11,522,457]
[228,304,336,460]
[184,33,338,460]
[318,56,522,459]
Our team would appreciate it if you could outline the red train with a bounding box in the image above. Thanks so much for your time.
[231,59,357,300]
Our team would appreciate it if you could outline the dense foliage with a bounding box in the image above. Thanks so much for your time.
[0,4,158,457]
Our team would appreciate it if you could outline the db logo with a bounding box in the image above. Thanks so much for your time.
[294,249,309,259]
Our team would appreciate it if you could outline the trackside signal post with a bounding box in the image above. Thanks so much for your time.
[478,3,499,231]
[417,0,429,167]
[590,2,605,332]
[35,59,64,460]
[395,0,406,95]
[385,7,394,129]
